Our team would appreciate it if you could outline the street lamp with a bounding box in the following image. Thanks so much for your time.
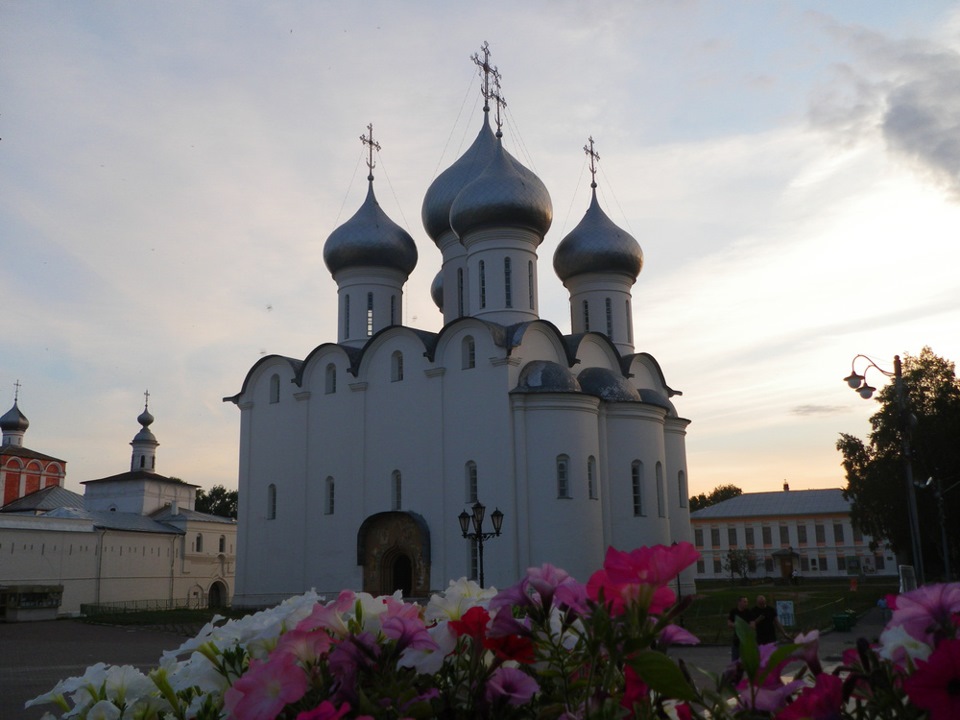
[844,354,924,585]
[458,501,504,587]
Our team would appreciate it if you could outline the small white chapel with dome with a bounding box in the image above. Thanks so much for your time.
[226,45,695,606]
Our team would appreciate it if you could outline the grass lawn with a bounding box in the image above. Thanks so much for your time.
[678,577,898,644]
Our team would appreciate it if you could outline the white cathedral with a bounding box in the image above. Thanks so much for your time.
[226,49,695,607]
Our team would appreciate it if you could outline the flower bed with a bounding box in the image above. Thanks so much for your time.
[27,544,960,719]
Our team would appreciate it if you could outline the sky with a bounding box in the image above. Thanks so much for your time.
[3,1,960,498]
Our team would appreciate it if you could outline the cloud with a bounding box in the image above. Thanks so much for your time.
[809,17,960,198]
[791,404,849,416]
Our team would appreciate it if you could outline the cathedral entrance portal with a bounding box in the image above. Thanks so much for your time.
[357,512,431,597]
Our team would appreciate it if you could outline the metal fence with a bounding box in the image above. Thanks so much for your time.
[80,596,210,617]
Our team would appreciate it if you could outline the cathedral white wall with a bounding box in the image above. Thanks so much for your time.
[462,228,541,325]
[564,273,637,355]
[664,418,696,595]
[84,479,196,515]
[335,267,407,347]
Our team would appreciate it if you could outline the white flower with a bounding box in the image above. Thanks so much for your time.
[425,577,496,622]
[86,700,121,720]
[398,621,457,674]
[104,665,154,705]
[878,623,934,663]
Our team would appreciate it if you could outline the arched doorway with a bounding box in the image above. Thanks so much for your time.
[357,512,430,597]
[208,581,227,608]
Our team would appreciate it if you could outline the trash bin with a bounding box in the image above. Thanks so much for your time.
[833,613,855,631]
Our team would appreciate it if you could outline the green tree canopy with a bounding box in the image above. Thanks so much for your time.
[195,484,238,519]
[689,484,743,512]
[837,347,960,580]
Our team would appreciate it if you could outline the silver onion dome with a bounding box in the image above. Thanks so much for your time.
[553,189,643,281]
[421,116,500,244]
[514,360,581,393]
[324,182,418,277]
[430,270,444,311]
[449,140,553,241]
[577,367,642,402]
[0,402,29,432]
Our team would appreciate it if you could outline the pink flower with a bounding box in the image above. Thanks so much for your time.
[621,665,649,711]
[274,628,333,665]
[658,623,700,648]
[224,654,308,720]
[296,701,352,720]
[886,583,960,647]
[381,615,439,653]
[586,544,698,615]
[903,637,960,720]
[778,673,843,720]
[485,666,539,706]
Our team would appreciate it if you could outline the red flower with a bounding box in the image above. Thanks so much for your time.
[587,544,698,615]
[484,633,536,664]
[903,638,960,720]
[449,605,490,641]
[621,665,649,711]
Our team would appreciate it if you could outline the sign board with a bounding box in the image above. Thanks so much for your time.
[776,600,795,628]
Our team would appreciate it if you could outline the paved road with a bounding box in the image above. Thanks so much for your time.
[1,609,888,719]
[0,620,190,720]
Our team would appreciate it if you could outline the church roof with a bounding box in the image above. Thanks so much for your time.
[150,505,236,525]
[690,488,851,520]
[82,470,200,488]
[0,401,29,432]
[553,188,643,281]
[0,485,84,513]
[42,507,185,534]
[0,445,65,463]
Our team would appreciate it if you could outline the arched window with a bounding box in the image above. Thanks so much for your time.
[678,470,688,508]
[151,457,155,469]
[605,297,613,339]
[269,374,280,403]
[656,462,666,517]
[325,477,335,515]
[557,455,570,498]
[366,292,374,336]
[479,261,486,308]
[390,295,397,325]
[457,268,464,318]
[391,351,404,382]
[267,484,277,520]
[504,257,513,308]
[626,300,633,343]
[465,461,478,503]
[588,456,597,499]
[325,364,337,394]
[583,300,590,332]
[139,456,145,468]
[392,470,402,510]
[528,260,534,309]
[462,336,476,369]
[344,295,351,337]
[218,535,226,553]
[631,461,644,516]
[196,534,203,552]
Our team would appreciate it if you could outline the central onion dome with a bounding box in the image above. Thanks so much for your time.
[450,139,553,240]
[133,406,156,444]
[553,188,643,281]
[421,116,499,243]
[324,181,418,277]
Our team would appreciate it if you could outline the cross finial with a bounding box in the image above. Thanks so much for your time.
[471,41,501,115]
[13,379,21,402]
[143,389,150,409]
[584,136,600,189]
[490,72,507,137]
[360,123,381,182]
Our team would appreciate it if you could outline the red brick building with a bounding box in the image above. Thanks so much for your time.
[1,400,66,506]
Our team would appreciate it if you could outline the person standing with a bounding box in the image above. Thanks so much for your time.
[727,595,753,660]
[752,595,785,645]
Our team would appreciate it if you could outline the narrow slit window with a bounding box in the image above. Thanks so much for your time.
[479,261,486,308]
[557,455,570,498]
[504,257,512,308]
[605,297,613,339]
[366,292,374,337]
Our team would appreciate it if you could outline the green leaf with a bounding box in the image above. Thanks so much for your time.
[628,650,698,702]
[736,616,759,678]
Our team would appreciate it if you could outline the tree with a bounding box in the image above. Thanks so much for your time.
[195,485,239,519]
[723,549,756,583]
[837,347,960,580]
[689,484,743,512]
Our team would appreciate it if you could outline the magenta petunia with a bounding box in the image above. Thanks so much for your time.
[295,700,352,720]
[887,583,960,646]
[485,666,539,706]
[587,544,698,615]
[381,615,439,653]
[903,638,960,720]
[778,673,844,720]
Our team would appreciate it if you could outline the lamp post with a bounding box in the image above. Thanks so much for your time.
[458,501,503,587]
[917,475,958,582]
[844,354,924,585]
